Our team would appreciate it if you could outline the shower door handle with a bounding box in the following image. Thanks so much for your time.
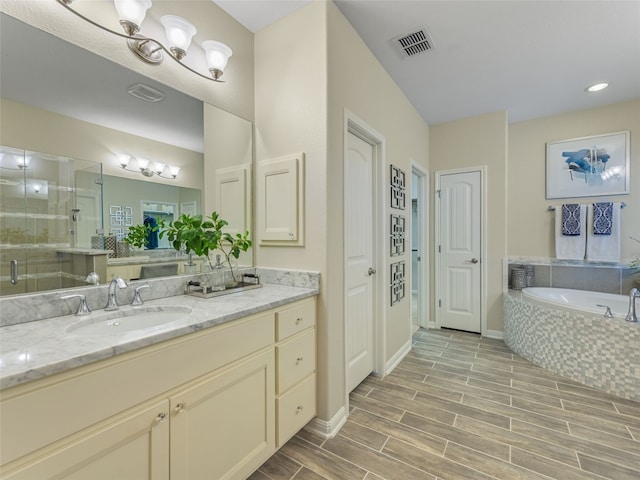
[10,259,18,285]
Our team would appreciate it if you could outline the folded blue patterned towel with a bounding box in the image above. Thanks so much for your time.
[561,204,581,236]
[593,202,613,235]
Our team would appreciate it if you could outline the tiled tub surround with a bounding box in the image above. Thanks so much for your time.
[0,267,319,327]
[505,258,639,294]
[504,291,639,402]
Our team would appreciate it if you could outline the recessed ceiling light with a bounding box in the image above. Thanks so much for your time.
[585,83,609,93]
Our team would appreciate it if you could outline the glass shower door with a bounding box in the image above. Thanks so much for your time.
[0,145,29,295]
[0,147,103,296]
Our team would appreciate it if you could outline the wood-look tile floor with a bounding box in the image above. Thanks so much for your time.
[250,328,640,480]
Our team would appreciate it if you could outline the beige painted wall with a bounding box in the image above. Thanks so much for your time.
[326,2,429,373]
[254,1,331,418]
[508,100,640,261]
[1,0,254,121]
[254,0,430,426]
[429,111,508,334]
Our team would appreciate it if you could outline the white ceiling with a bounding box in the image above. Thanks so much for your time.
[2,1,637,155]
[215,0,640,125]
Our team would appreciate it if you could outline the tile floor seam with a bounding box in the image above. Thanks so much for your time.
[331,432,443,480]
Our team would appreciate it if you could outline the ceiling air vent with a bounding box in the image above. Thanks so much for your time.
[127,83,166,103]
[393,26,434,58]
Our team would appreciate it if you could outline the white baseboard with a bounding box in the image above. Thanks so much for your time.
[385,339,412,375]
[304,406,347,439]
[484,329,504,340]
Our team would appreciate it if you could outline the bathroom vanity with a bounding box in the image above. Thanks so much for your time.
[0,285,317,479]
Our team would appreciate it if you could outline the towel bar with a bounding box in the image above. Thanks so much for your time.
[547,202,627,212]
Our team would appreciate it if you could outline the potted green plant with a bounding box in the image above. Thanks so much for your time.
[206,212,252,286]
[161,213,221,271]
[123,222,159,249]
[160,211,252,285]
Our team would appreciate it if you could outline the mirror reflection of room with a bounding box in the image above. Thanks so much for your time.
[0,13,252,296]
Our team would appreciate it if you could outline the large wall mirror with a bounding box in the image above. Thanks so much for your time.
[0,13,253,297]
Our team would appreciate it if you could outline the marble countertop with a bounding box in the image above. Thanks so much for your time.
[0,284,318,390]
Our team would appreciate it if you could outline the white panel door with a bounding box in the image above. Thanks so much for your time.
[439,171,481,332]
[345,132,375,392]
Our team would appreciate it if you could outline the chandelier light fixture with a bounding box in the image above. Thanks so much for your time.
[119,155,180,179]
[57,0,233,82]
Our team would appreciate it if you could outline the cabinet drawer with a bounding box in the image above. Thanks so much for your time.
[276,329,315,394]
[276,299,315,341]
[276,374,316,447]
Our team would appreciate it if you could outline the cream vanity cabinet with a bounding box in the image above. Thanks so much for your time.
[0,297,316,480]
[275,299,317,447]
[106,263,141,282]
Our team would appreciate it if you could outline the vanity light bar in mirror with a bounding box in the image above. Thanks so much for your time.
[119,155,180,179]
[57,0,233,82]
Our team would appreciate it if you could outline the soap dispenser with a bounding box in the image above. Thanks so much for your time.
[210,254,226,291]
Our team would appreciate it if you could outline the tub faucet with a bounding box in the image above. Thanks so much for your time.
[625,288,640,322]
[105,276,128,311]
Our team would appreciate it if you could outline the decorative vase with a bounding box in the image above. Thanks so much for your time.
[224,256,239,288]
[206,255,226,291]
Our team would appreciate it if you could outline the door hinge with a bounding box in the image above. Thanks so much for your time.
[436,189,441,198]
[438,299,441,308]
[438,245,441,253]
[95,177,104,185]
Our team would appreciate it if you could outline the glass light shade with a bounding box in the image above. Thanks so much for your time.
[137,157,150,170]
[168,165,180,178]
[202,40,232,74]
[113,0,152,29]
[16,155,30,169]
[153,162,166,175]
[119,154,131,168]
[161,15,197,54]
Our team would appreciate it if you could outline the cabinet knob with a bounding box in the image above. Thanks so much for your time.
[296,405,304,414]
[296,356,304,365]
[175,402,186,414]
[295,317,303,325]
[156,412,167,423]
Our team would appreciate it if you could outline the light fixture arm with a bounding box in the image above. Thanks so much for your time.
[56,0,225,83]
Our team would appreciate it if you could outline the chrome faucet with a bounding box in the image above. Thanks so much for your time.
[105,277,128,311]
[131,285,150,306]
[625,287,640,322]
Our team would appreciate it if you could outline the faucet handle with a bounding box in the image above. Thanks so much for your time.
[131,285,150,306]
[596,304,613,318]
[61,294,91,316]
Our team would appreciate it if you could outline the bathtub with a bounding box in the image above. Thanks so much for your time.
[521,287,629,319]
[504,287,639,402]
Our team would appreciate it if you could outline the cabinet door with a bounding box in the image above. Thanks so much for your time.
[257,154,304,245]
[2,399,169,480]
[170,349,275,480]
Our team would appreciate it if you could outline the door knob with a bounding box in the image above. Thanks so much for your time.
[367,267,376,276]
[466,258,479,264]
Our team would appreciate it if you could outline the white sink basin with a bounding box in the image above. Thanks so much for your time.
[66,306,192,335]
